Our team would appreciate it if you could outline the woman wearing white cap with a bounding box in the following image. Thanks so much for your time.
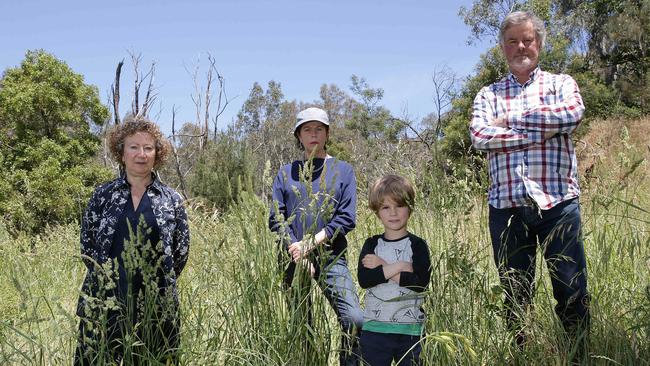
[269,107,363,365]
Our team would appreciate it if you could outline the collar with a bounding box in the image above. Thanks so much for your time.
[381,232,410,242]
[507,66,541,86]
[116,172,163,193]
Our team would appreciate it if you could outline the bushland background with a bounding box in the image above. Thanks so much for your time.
[1,1,649,365]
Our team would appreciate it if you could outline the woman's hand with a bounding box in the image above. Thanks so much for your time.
[300,259,316,278]
[288,241,312,262]
[362,254,387,269]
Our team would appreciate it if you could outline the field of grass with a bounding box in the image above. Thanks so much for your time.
[1,118,648,365]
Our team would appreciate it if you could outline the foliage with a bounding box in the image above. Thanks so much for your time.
[235,81,285,135]
[0,50,111,236]
[188,130,255,212]
[235,81,297,170]
[318,83,356,129]
[439,46,508,175]
[459,0,649,116]
[0,50,108,147]
[346,75,404,142]
[1,139,112,236]
[581,0,650,112]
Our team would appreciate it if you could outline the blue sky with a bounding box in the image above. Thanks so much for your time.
[1,0,494,133]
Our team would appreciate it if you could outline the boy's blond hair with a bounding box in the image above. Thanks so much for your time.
[368,174,415,213]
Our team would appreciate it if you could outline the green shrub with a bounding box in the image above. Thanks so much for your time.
[189,133,255,211]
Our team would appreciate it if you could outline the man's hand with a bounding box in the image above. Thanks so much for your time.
[544,130,556,140]
[362,254,387,269]
[490,115,508,128]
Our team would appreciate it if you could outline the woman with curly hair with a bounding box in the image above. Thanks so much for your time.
[74,115,190,365]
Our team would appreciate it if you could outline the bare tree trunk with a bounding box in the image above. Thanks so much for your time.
[111,60,124,125]
[128,51,157,118]
[203,56,214,147]
[141,62,156,117]
[171,107,189,199]
[189,60,206,150]
[431,64,459,167]
[131,52,141,116]
[188,53,229,149]
[213,71,229,138]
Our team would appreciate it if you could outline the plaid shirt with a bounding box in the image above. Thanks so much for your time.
[469,67,585,209]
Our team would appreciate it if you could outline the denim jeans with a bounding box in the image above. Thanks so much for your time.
[360,330,422,366]
[489,198,590,341]
[284,255,364,366]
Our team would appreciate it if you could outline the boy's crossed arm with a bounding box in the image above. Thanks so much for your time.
[361,254,412,284]
[358,237,414,288]
[357,236,431,292]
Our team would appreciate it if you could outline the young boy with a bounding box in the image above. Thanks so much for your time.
[358,174,432,366]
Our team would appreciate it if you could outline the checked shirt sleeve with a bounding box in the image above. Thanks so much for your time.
[469,86,544,153]
[509,74,584,135]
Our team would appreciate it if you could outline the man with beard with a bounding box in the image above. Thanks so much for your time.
[469,11,590,362]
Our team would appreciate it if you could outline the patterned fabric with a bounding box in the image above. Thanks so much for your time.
[357,233,431,335]
[76,174,190,318]
[469,67,585,209]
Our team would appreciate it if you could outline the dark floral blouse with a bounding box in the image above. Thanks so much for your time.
[76,174,190,318]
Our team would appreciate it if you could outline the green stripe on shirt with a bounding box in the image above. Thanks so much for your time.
[362,320,423,336]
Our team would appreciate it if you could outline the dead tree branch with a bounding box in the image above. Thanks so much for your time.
[127,51,157,118]
[131,52,141,116]
[140,62,157,117]
[203,56,214,147]
[111,60,124,125]
[171,106,189,199]
[430,64,459,165]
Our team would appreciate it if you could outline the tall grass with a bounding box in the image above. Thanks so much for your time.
[1,120,649,365]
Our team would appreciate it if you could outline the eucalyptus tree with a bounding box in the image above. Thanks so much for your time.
[0,50,111,236]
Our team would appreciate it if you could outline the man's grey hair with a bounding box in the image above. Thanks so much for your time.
[499,11,546,49]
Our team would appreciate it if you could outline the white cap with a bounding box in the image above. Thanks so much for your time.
[294,107,330,134]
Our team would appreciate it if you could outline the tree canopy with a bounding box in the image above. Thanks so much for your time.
[0,50,111,236]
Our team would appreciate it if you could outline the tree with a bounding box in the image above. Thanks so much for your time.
[232,81,297,198]
[0,50,111,236]
[319,83,356,128]
[459,0,526,45]
[0,50,108,155]
[440,46,508,165]
[460,0,650,115]
[236,81,284,136]
[582,0,650,112]
[346,75,403,141]
[189,129,255,211]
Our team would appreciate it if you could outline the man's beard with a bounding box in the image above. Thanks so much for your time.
[510,55,536,73]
